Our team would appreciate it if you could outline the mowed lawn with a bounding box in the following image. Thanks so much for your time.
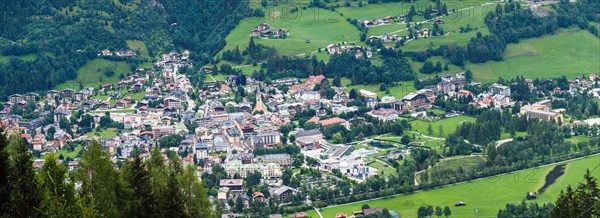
[410,116,476,138]
[56,59,131,90]
[317,154,600,218]
[466,28,600,83]
[221,6,361,57]
[341,78,416,99]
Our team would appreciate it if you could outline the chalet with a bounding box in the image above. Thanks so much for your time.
[250,29,261,37]
[220,179,244,191]
[24,93,39,102]
[8,94,23,104]
[59,89,74,99]
[363,20,374,27]
[97,102,110,110]
[114,100,127,109]
[272,185,297,203]
[434,19,445,24]
[327,44,341,54]
[102,84,113,90]
[257,23,270,30]
[46,90,59,100]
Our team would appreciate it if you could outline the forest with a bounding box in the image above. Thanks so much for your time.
[0,128,213,217]
[0,0,256,100]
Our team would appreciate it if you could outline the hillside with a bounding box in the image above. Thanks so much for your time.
[0,0,254,99]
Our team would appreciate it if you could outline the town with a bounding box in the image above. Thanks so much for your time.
[3,44,600,217]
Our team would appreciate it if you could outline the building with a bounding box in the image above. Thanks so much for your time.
[252,131,281,148]
[490,83,511,96]
[520,100,563,123]
[402,93,428,110]
[272,185,297,203]
[220,179,244,192]
[257,154,291,167]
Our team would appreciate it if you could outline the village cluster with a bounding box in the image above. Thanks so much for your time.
[4,46,600,217]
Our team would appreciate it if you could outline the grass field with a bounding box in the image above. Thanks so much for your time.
[341,78,416,99]
[410,115,476,137]
[86,128,120,139]
[368,160,398,178]
[465,28,600,83]
[220,6,361,57]
[126,40,150,58]
[0,53,38,64]
[44,145,83,160]
[317,154,600,218]
[56,59,131,90]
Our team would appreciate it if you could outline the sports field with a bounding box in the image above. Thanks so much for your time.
[316,154,600,217]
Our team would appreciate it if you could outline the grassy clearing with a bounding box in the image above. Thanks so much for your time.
[318,154,600,217]
[410,115,476,137]
[465,28,600,83]
[126,40,150,58]
[0,53,38,64]
[44,145,83,160]
[341,78,416,99]
[368,160,398,178]
[86,128,120,139]
[221,7,360,57]
[56,59,131,90]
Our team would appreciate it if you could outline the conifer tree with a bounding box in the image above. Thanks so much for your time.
[7,135,42,217]
[76,140,121,217]
[38,154,76,217]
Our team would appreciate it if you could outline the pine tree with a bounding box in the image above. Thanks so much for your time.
[123,153,155,217]
[38,154,76,217]
[0,128,11,215]
[7,135,42,217]
[180,164,212,217]
[76,140,121,217]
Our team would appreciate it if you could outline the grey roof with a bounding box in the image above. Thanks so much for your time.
[295,129,322,138]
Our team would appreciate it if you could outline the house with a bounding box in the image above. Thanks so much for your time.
[394,101,406,111]
[8,94,23,104]
[46,90,59,100]
[363,20,374,27]
[272,185,297,203]
[220,179,244,191]
[327,44,341,54]
[257,23,270,30]
[434,19,445,24]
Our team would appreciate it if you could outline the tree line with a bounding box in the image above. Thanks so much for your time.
[0,128,213,217]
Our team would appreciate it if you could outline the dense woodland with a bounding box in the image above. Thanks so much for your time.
[0,0,256,100]
[0,128,213,217]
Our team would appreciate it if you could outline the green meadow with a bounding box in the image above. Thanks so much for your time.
[341,78,416,99]
[221,6,361,57]
[465,28,600,83]
[316,154,600,218]
[410,116,476,138]
[56,59,131,90]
